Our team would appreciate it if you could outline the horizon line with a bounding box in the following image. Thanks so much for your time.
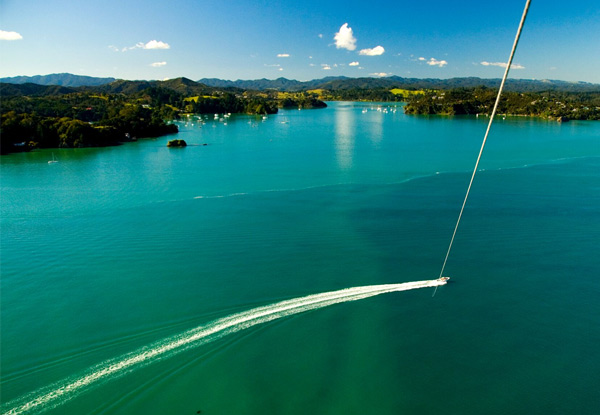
[1,72,598,86]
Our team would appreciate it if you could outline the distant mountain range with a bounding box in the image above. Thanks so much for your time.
[197,76,349,91]
[0,77,221,98]
[0,73,116,87]
[2,73,599,93]
[199,76,600,93]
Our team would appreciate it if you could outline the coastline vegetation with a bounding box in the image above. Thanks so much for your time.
[404,87,600,120]
[1,92,178,153]
[0,79,327,154]
[307,87,403,102]
[274,92,328,109]
[2,76,599,154]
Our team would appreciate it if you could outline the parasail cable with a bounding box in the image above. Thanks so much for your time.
[433,0,532,297]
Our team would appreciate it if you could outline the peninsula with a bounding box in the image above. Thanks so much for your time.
[403,87,600,120]
[0,78,327,154]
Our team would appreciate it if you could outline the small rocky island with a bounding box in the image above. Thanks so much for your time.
[167,139,187,147]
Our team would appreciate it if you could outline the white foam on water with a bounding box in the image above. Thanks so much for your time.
[2,279,445,415]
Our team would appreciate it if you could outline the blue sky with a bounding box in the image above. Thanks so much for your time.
[1,0,599,83]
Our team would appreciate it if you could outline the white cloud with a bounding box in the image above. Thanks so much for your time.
[370,72,390,77]
[121,40,170,51]
[277,53,290,58]
[144,40,170,49]
[349,61,359,66]
[481,61,524,69]
[359,46,385,56]
[0,30,23,40]
[427,58,448,67]
[265,63,281,67]
[318,34,323,39]
[150,61,167,67]
[418,57,426,61]
[279,67,284,71]
[322,64,332,70]
[334,23,356,51]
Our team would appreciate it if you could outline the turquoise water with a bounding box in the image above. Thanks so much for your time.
[1,102,599,414]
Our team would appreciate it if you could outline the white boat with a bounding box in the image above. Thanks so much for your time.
[48,153,58,164]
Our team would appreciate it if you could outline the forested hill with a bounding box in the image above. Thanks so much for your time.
[0,83,78,97]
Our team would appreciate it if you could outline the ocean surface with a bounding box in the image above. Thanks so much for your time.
[1,102,599,414]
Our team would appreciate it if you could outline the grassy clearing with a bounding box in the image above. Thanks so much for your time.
[390,88,426,96]
[183,96,217,102]
[276,92,318,99]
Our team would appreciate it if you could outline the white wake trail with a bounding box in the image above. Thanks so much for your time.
[2,279,446,415]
